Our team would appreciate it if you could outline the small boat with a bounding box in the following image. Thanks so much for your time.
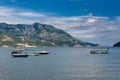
[11,48,28,57]
[12,53,28,57]
[34,50,49,55]
[39,50,49,54]
[90,48,109,54]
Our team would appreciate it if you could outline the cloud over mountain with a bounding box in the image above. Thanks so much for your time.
[0,6,120,46]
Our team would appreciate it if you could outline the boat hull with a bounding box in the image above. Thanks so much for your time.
[12,54,28,57]
[40,52,49,54]
[34,51,49,55]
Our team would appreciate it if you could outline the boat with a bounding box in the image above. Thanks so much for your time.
[11,48,28,57]
[34,50,49,55]
[12,53,28,57]
[90,48,109,54]
[39,50,49,54]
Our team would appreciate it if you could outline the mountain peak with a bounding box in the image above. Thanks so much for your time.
[33,22,41,25]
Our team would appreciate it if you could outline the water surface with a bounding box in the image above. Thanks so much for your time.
[0,47,120,80]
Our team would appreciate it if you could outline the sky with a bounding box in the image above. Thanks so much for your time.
[0,0,120,46]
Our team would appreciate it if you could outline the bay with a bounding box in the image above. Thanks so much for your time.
[0,47,120,80]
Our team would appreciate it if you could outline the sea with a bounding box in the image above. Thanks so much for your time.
[0,47,120,80]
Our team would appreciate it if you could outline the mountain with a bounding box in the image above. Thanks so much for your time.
[113,42,120,47]
[0,23,98,47]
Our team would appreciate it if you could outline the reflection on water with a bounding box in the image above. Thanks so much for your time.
[0,47,120,80]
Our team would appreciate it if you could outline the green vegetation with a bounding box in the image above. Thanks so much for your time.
[0,23,99,47]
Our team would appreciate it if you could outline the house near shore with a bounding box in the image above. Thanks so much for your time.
[16,43,36,47]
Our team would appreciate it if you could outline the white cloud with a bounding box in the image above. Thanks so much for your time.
[0,6,120,46]
[0,6,14,17]
[18,12,46,18]
[79,35,95,38]
[87,18,95,24]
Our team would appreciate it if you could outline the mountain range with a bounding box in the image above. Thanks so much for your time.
[0,23,98,47]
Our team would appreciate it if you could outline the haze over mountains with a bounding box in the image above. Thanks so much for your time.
[0,22,98,47]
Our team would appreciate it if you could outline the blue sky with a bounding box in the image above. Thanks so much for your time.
[0,0,120,46]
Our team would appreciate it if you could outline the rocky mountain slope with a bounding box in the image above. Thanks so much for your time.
[113,42,120,47]
[0,23,98,47]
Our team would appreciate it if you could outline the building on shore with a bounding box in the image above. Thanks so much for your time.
[16,43,36,47]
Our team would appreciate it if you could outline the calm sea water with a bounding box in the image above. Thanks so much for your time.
[0,47,120,80]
